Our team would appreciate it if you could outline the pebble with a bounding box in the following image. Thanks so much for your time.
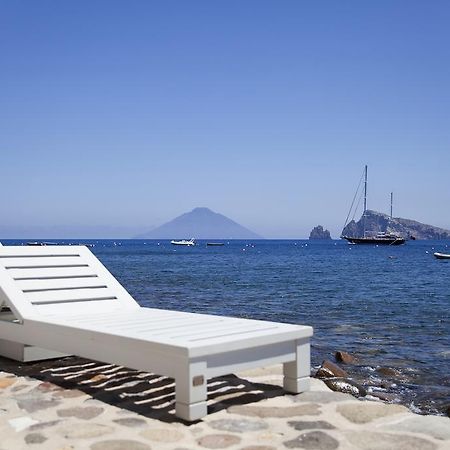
[208,418,268,433]
[344,430,437,450]
[291,391,349,403]
[57,423,114,439]
[29,420,61,431]
[197,434,241,449]
[337,402,408,424]
[284,431,339,449]
[24,433,47,444]
[240,447,276,450]
[227,404,320,418]
[113,417,148,427]
[288,420,335,431]
[15,391,61,413]
[385,415,450,440]
[140,428,184,443]
[90,440,151,450]
[57,406,104,420]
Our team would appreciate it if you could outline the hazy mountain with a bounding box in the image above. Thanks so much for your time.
[342,210,450,239]
[136,207,261,239]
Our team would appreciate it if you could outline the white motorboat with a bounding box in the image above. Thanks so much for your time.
[433,252,450,259]
[171,238,195,246]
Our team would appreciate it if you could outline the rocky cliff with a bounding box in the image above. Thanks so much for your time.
[342,210,450,240]
[309,225,332,240]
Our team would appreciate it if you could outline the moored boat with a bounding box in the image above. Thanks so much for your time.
[171,238,195,246]
[341,166,405,245]
[433,252,450,259]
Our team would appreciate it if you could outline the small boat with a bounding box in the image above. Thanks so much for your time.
[433,252,450,259]
[171,238,195,246]
[206,242,224,246]
[27,241,58,246]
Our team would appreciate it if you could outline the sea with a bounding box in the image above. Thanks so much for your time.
[3,239,450,415]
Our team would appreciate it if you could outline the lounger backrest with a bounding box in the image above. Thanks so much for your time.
[0,246,139,320]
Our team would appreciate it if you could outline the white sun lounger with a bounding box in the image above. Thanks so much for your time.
[0,245,313,421]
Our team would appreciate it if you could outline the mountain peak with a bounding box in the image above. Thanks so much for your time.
[137,208,261,239]
[190,207,214,214]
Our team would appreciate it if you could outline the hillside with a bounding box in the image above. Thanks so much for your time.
[137,207,261,239]
[342,210,450,239]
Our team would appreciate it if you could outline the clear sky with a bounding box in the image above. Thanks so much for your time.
[1,1,449,238]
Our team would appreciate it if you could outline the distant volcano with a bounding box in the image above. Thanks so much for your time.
[136,207,261,239]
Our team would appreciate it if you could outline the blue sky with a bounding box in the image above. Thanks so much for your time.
[1,1,449,238]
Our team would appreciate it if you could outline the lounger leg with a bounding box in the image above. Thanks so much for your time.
[283,338,310,393]
[175,360,208,421]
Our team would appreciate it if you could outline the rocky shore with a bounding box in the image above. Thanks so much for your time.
[313,351,450,418]
[1,355,449,449]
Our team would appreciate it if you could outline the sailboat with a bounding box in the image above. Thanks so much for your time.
[341,166,406,245]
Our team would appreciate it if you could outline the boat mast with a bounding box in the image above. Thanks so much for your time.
[390,192,393,218]
[363,165,367,237]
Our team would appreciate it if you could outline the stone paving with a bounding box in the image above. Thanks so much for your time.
[0,362,449,450]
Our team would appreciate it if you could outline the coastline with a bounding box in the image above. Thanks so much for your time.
[1,356,449,449]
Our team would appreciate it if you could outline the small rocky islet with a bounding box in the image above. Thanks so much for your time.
[309,225,332,240]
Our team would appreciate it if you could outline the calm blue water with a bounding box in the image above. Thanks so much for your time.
[4,239,450,414]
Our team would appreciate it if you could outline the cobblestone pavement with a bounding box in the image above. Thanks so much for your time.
[0,362,449,450]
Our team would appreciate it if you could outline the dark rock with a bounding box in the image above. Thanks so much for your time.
[335,351,357,364]
[446,405,450,418]
[368,391,399,402]
[323,378,367,397]
[315,360,348,378]
[376,367,402,377]
[309,226,332,240]
[284,431,339,449]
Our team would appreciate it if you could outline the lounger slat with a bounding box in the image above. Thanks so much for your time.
[2,256,87,269]
[17,278,107,292]
[7,267,98,280]
[24,287,118,305]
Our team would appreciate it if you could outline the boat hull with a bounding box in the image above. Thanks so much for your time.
[434,252,450,259]
[342,236,405,246]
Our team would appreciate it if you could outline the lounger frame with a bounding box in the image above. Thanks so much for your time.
[0,245,312,421]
